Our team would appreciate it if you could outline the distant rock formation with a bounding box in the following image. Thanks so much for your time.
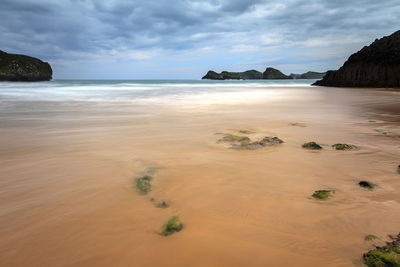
[202,71,223,80]
[263,67,291,79]
[290,71,326,79]
[314,30,400,88]
[202,68,326,80]
[202,70,263,80]
[0,50,52,81]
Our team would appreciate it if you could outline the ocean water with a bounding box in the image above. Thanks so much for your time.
[0,79,316,103]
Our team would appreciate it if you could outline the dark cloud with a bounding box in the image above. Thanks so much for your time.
[0,0,399,78]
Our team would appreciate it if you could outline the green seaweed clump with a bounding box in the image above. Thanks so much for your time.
[375,129,388,135]
[156,201,169,208]
[363,233,400,267]
[359,181,375,190]
[364,249,400,267]
[231,136,284,150]
[218,134,250,143]
[146,167,159,175]
[312,190,335,200]
[365,234,379,241]
[161,216,183,236]
[289,122,306,127]
[135,175,153,194]
[302,142,322,150]
[259,136,284,145]
[332,143,358,150]
[239,130,255,134]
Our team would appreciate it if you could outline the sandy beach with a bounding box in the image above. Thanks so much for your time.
[0,82,400,266]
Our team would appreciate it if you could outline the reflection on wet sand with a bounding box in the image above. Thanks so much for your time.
[0,86,400,266]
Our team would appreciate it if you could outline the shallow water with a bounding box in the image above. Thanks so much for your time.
[0,80,399,266]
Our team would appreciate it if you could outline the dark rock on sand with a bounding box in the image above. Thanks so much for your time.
[302,142,322,150]
[314,30,400,88]
[231,136,284,150]
[375,129,389,135]
[156,201,169,208]
[263,67,292,79]
[239,130,255,134]
[218,134,250,143]
[365,234,379,241]
[332,143,358,150]
[359,181,375,190]
[363,232,400,266]
[0,50,52,81]
[397,165,400,174]
[161,216,183,236]
[217,132,284,150]
[135,175,153,194]
[312,190,335,200]
[202,70,263,80]
[289,122,306,127]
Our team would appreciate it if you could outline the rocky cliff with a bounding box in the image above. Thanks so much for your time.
[202,70,263,80]
[0,50,52,81]
[314,30,400,88]
[262,67,291,79]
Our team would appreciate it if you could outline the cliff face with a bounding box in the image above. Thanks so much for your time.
[262,67,291,79]
[202,70,263,80]
[0,50,52,81]
[314,30,400,88]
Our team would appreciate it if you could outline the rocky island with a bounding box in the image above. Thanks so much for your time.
[202,67,325,80]
[202,70,263,80]
[314,30,400,88]
[290,71,326,79]
[0,50,52,81]
[262,67,291,79]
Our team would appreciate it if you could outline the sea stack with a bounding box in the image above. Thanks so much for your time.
[0,50,52,81]
[262,67,292,79]
[314,30,400,88]
[202,70,263,80]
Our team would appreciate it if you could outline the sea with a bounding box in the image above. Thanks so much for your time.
[0,79,316,103]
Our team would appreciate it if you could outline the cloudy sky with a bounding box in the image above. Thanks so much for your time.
[1,0,399,79]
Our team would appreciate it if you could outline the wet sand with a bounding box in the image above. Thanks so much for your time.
[0,86,400,266]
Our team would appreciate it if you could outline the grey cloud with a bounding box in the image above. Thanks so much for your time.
[1,0,399,78]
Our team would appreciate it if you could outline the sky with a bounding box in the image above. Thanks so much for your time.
[1,0,399,79]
